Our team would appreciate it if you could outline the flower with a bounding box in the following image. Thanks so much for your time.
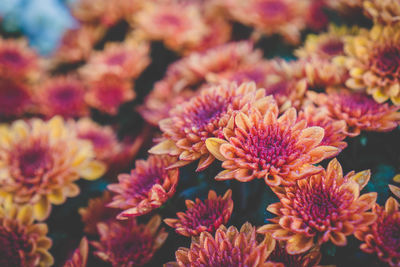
[363,0,400,25]
[166,223,276,267]
[80,40,150,80]
[85,73,135,115]
[0,78,32,117]
[0,38,39,80]
[307,88,400,136]
[79,191,118,235]
[306,0,329,31]
[389,174,400,199]
[343,25,400,105]
[35,75,88,118]
[164,189,233,237]
[107,155,179,219]
[0,116,106,220]
[355,197,400,267]
[206,102,338,186]
[63,237,88,267]
[258,158,377,254]
[0,203,53,267]
[267,241,322,267]
[226,0,308,44]
[149,82,271,171]
[92,215,168,267]
[298,104,348,152]
[133,1,208,52]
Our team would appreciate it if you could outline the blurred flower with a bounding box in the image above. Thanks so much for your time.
[63,237,88,267]
[225,0,308,44]
[0,38,39,80]
[363,0,400,25]
[79,191,118,235]
[164,189,233,237]
[267,241,321,267]
[92,215,168,267]
[35,75,88,118]
[149,82,270,171]
[0,116,106,220]
[0,78,33,117]
[80,40,150,80]
[259,158,377,254]
[85,73,135,115]
[307,88,400,136]
[306,0,329,31]
[133,1,208,52]
[166,223,276,267]
[343,25,400,105]
[355,197,400,267]
[108,155,179,219]
[206,102,338,186]
[298,104,348,153]
[0,203,53,267]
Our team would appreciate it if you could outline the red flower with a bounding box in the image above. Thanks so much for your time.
[63,237,88,267]
[164,189,233,237]
[0,78,32,117]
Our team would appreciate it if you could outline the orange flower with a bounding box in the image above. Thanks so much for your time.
[85,73,135,115]
[166,223,276,267]
[63,237,88,267]
[0,203,53,267]
[0,38,39,80]
[0,117,106,220]
[307,88,400,136]
[149,82,271,171]
[298,104,348,153]
[108,155,179,219]
[79,191,118,235]
[35,75,88,118]
[80,40,150,80]
[355,197,400,267]
[343,25,400,105]
[258,158,377,254]
[133,1,208,52]
[0,78,32,117]
[164,189,233,237]
[225,0,308,44]
[206,102,338,186]
[363,0,400,25]
[92,215,168,267]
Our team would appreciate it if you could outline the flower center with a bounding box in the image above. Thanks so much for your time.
[377,213,400,255]
[371,45,400,80]
[50,85,81,105]
[157,14,182,27]
[0,80,29,114]
[241,125,297,171]
[0,50,26,68]
[182,199,225,232]
[96,85,125,108]
[320,39,344,56]
[0,226,30,267]
[128,169,165,199]
[338,92,384,116]
[257,0,288,17]
[79,131,113,151]
[14,142,52,179]
[106,52,126,66]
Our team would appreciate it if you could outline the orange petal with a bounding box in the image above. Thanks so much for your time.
[205,138,228,161]
[286,234,314,255]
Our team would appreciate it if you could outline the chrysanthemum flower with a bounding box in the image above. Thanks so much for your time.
[267,241,322,267]
[80,40,150,80]
[92,215,168,267]
[343,25,400,105]
[133,1,208,52]
[52,25,105,64]
[0,116,106,220]
[149,82,271,171]
[0,203,53,267]
[79,191,119,235]
[355,197,400,267]
[63,237,88,267]
[164,189,233,237]
[0,38,39,80]
[166,223,276,267]
[108,155,179,219]
[206,102,338,186]
[35,75,88,118]
[0,78,32,117]
[363,0,400,25]
[226,0,308,44]
[298,104,348,153]
[85,73,135,115]
[258,158,377,254]
[307,88,400,136]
